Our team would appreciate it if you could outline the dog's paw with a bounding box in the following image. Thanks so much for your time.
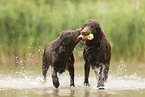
[97,84,105,89]
[53,82,60,88]
[84,83,90,87]
[70,84,75,87]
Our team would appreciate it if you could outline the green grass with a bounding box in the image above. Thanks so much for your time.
[0,0,145,65]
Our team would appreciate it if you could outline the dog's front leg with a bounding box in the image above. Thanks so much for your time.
[68,65,75,87]
[52,67,60,88]
[68,54,75,87]
[84,60,90,86]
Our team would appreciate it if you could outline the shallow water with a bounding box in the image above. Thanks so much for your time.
[0,63,145,97]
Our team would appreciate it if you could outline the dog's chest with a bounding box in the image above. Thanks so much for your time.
[54,60,68,73]
[54,55,70,73]
[84,45,104,63]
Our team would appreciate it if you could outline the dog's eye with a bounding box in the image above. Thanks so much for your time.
[91,26,94,28]
[68,32,72,36]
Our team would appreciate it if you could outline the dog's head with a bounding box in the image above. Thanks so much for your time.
[55,29,81,53]
[81,19,102,40]
[60,29,81,45]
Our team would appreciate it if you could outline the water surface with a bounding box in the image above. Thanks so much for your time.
[0,63,145,97]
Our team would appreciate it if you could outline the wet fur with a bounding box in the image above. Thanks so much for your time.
[81,19,111,89]
[42,29,81,88]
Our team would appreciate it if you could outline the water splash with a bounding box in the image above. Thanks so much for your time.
[1,73,145,90]
[0,64,145,90]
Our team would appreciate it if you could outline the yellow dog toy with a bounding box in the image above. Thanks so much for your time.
[77,34,94,40]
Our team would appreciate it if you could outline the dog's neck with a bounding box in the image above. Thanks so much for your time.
[55,40,78,57]
[66,40,80,54]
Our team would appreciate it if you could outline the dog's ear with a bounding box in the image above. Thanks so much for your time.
[95,23,102,37]
[54,40,66,54]
[98,26,102,34]
[54,44,65,54]
[58,45,65,54]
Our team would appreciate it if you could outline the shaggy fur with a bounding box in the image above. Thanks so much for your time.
[81,19,111,89]
[42,29,81,88]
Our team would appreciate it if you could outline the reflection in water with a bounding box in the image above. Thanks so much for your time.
[41,88,111,97]
[1,64,145,97]
[69,89,75,97]
[83,89,111,97]
[52,89,59,97]
[97,90,111,97]
[84,89,89,97]
[41,88,75,97]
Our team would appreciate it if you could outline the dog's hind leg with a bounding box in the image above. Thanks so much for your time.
[93,68,99,81]
[42,54,50,83]
[97,63,109,89]
[52,67,60,88]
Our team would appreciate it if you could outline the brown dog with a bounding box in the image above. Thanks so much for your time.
[42,29,81,88]
[81,19,111,89]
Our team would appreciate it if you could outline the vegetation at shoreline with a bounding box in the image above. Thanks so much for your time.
[0,0,145,65]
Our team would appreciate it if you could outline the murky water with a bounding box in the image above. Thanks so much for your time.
[0,62,145,97]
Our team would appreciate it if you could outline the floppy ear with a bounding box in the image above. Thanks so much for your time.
[95,23,103,37]
[54,39,66,54]
[57,45,65,54]
[98,26,102,34]
[54,32,63,51]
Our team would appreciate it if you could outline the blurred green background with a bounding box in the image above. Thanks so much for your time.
[0,0,145,65]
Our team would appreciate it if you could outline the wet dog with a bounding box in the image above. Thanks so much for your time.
[81,19,111,89]
[42,29,81,88]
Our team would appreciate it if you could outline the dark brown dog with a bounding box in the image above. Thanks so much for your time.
[42,29,81,88]
[81,19,111,89]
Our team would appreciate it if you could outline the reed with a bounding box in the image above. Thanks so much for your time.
[0,0,145,65]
